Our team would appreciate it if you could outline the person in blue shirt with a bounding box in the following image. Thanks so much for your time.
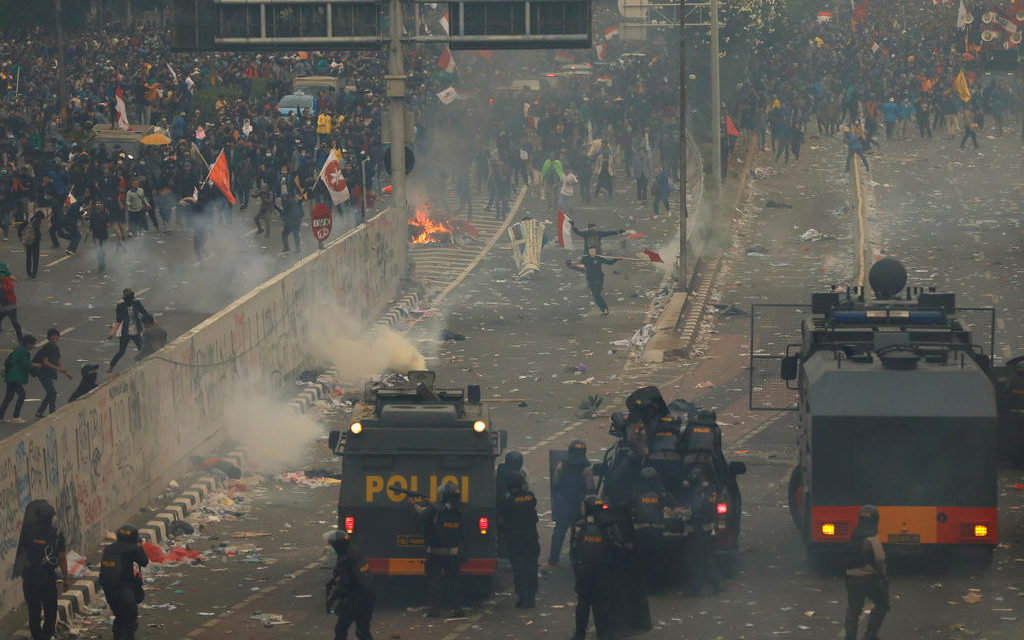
[880,98,899,140]
[896,98,915,142]
[845,127,869,172]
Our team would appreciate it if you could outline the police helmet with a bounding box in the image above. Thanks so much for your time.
[582,495,607,518]
[24,500,56,529]
[116,524,140,543]
[640,466,659,483]
[438,481,460,504]
[567,439,588,463]
[852,504,880,537]
[692,408,717,426]
[506,470,525,489]
[504,450,524,470]
[858,505,880,522]
[626,386,669,419]
[327,530,350,554]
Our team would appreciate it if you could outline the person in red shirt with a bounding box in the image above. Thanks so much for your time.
[0,263,24,343]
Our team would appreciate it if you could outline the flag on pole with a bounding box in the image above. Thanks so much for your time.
[438,47,456,73]
[207,150,235,205]
[725,114,740,137]
[953,69,972,101]
[439,11,450,34]
[436,86,457,105]
[604,25,619,40]
[319,150,350,205]
[557,210,573,249]
[595,43,608,60]
[65,188,76,209]
[114,86,130,131]
[166,62,178,82]
[642,249,664,263]
[957,0,969,29]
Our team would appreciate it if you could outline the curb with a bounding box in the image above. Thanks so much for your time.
[54,449,247,624]
[676,256,723,357]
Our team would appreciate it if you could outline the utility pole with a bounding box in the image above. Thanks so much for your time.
[710,0,721,197]
[385,0,408,215]
[56,0,68,129]
[678,5,687,291]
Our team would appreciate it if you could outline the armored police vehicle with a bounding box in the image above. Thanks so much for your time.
[328,371,507,595]
[751,259,1000,566]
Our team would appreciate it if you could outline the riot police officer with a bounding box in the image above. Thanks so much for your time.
[499,470,540,608]
[570,496,616,640]
[682,467,722,596]
[549,440,596,565]
[844,505,889,640]
[15,500,70,640]
[414,482,465,618]
[645,415,685,490]
[631,467,671,589]
[99,525,150,640]
[496,450,527,565]
[326,531,375,640]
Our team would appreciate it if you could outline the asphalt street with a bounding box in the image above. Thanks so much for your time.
[0,200,364,439]
[4,124,1024,640]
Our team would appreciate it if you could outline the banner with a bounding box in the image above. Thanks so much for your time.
[508,218,548,278]
[437,86,457,105]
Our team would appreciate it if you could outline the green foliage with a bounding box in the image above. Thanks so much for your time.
[579,394,604,418]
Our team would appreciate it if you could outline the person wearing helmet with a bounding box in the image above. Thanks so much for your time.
[14,500,70,640]
[498,470,539,609]
[631,467,672,590]
[413,482,465,618]
[844,505,888,640]
[99,524,150,640]
[569,495,617,640]
[682,466,722,596]
[548,440,596,566]
[325,531,375,640]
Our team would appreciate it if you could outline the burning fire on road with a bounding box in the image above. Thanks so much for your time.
[409,207,454,245]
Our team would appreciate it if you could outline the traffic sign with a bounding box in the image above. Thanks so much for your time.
[383,146,415,176]
[312,204,333,243]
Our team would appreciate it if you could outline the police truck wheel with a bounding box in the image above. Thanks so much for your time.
[787,466,803,529]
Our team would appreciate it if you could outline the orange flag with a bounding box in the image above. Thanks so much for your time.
[725,114,740,137]
[207,150,235,204]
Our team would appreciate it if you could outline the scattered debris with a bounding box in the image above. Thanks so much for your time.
[799,228,824,242]
[765,200,793,209]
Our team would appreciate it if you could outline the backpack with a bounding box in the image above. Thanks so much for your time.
[21,222,37,247]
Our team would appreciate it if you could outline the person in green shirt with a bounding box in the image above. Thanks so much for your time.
[0,335,39,423]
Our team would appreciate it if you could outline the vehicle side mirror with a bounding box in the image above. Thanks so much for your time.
[729,461,747,476]
[780,355,800,381]
[592,463,608,477]
[328,430,341,452]
[498,429,508,452]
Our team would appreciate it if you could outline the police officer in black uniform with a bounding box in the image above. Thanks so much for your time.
[645,415,685,491]
[14,500,70,640]
[844,505,889,640]
[498,470,539,608]
[326,531,375,640]
[570,496,617,640]
[631,467,671,590]
[549,440,596,566]
[99,524,150,640]
[414,482,465,618]
[495,450,527,564]
[682,466,722,596]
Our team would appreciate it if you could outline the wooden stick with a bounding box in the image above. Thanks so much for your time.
[481,398,527,403]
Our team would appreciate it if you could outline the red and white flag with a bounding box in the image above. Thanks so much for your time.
[604,25,619,40]
[527,116,540,129]
[642,248,663,263]
[114,86,130,131]
[816,10,834,22]
[595,43,608,60]
[557,210,573,249]
[870,40,881,53]
[65,188,76,209]
[438,47,456,73]
[439,11,450,34]
[436,86,457,105]
[206,150,235,204]
[319,150,350,205]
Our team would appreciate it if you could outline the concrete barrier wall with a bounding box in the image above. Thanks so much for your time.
[0,206,408,615]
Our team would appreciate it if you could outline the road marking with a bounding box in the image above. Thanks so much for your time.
[62,327,75,336]
[853,162,867,289]
[732,412,787,448]
[45,255,73,267]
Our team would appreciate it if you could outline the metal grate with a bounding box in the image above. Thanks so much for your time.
[952,307,997,367]
[749,304,810,410]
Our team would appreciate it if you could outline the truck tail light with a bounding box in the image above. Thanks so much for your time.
[478,517,488,534]
[344,516,355,534]
[716,502,728,515]
[974,524,988,537]
[821,523,836,536]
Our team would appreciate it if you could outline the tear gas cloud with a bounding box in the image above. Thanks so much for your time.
[223,390,323,472]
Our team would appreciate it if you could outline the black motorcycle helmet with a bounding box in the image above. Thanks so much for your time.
[691,408,717,426]
[116,524,140,543]
[504,450,524,470]
[438,481,460,505]
[567,439,588,464]
[582,495,607,518]
[506,470,525,490]
[23,500,56,533]
[626,386,669,420]
[852,504,880,538]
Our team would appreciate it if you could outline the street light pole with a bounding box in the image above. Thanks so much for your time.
[678,0,687,291]
[56,0,68,129]
[360,153,369,224]
[710,0,721,198]
[386,0,408,215]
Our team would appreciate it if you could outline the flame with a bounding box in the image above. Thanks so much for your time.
[409,207,454,244]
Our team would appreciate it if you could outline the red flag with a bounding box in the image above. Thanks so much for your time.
[725,114,740,137]
[439,11,449,34]
[604,25,619,40]
[207,150,235,205]
[643,249,663,263]
[438,47,456,73]
[595,43,608,61]
[557,210,573,249]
